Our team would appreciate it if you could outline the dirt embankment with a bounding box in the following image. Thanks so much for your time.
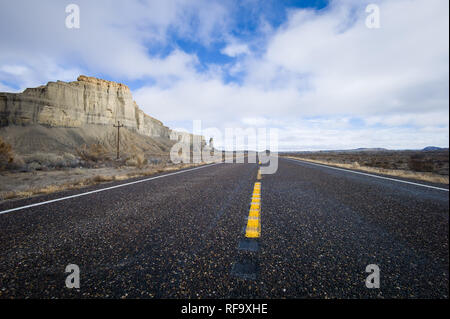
[0,124,175,169]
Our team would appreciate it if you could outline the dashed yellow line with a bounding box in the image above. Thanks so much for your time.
[245,179,262,238]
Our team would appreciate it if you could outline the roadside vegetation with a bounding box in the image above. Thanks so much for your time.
[0,138,204,202]
[284,150,449,184]
[0,162,204,201]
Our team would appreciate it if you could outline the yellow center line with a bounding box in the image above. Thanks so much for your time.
[245,181,262,238]
[247,218,259,228]
[249,211,259,218]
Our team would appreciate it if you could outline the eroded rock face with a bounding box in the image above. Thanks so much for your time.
[0,75,171,139]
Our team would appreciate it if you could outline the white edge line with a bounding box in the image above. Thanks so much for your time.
[285,158,449,192]
[0,163,223,215]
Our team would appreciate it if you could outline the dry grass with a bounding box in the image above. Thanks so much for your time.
[125,146,148,168]
[0,162,206,201]
[113,163,201,180]
[23,152,78,169]
[76,143,110,162]
[1,178,95,200]
[284,150,448,175]
[2,190,34,200]
[285,156,449,184]
[92,175,115,183]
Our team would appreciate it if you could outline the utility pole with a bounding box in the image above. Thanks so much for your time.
[113,121,124,160]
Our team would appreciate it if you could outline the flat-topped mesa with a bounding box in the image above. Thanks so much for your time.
[0,75,172,139]
[76,75,130,91]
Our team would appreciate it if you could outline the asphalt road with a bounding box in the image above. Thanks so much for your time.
[0,158,448,298]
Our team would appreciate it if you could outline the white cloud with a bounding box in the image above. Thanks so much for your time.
[136,0,449,149]
[251,0,449,115]
[0,0,229,84]
[0,65,29,76]
[221,43,250,57]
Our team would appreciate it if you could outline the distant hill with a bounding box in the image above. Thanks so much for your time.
[422,146,445,151]
[281,148,389,154]
[319,148,388,153]
[352,148,388,152]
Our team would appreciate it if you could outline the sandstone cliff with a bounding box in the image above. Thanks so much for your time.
[0,76,208,167]
[0,75,171,139]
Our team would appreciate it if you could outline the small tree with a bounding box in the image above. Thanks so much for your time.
[0,137,15,170]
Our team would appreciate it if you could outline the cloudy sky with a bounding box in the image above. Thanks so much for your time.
[0,0,448,150]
